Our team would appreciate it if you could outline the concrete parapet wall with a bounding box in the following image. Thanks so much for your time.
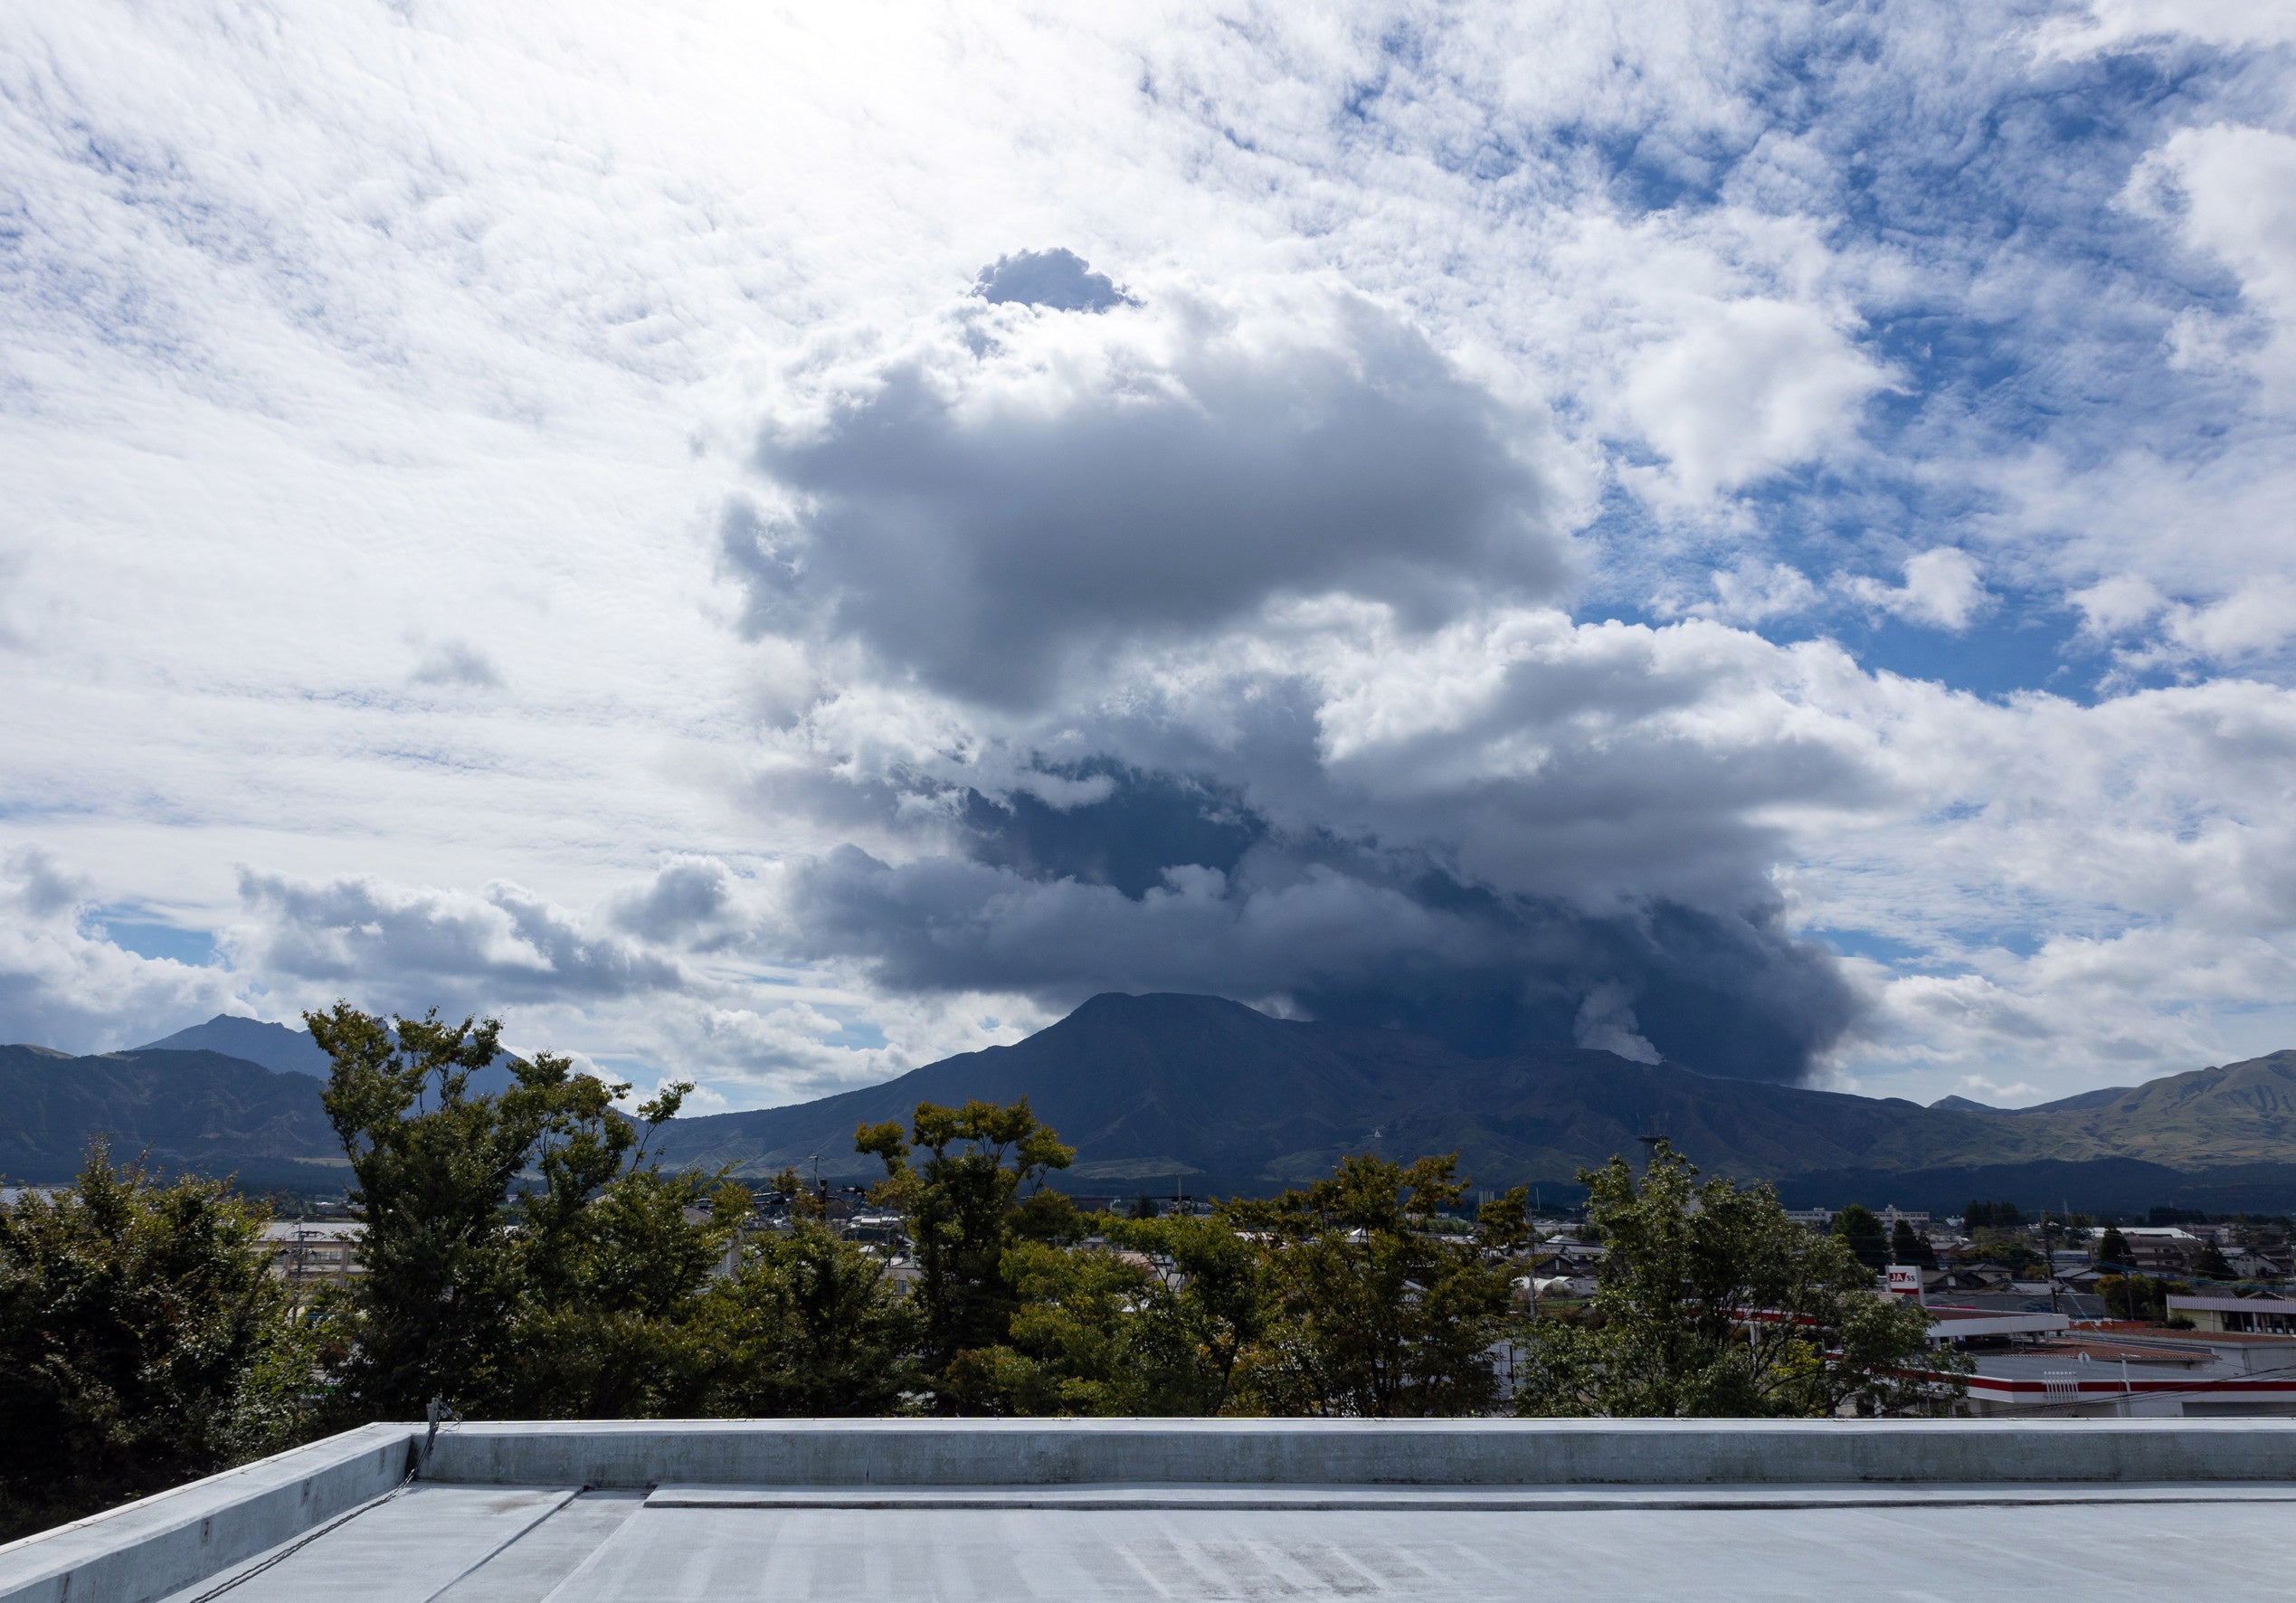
[0,1423,416,1603]
[421,1417,2296,1489]
[11,1417,2296,1603]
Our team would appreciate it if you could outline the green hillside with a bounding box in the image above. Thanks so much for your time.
[12,1001,2296,1207]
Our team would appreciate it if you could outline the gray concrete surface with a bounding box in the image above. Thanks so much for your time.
[419,1416,2296,1488]
[643,1479,2296,1510]
[0,1423,415,1603]
[14,1420,2296,1603]
[504,1500,2296,1600]
[152,1484,579,1603]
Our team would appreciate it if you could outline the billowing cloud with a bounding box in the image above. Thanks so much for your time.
[230,870,685,1010]
[726,286,1573,706]
[0,848,235,1052]
[789,833,1862,1080]
[1845,549,1989,632]
[973,248,1132,313]
[1618,294,1889,500]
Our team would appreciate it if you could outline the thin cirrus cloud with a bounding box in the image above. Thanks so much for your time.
[0,2,2292,1110]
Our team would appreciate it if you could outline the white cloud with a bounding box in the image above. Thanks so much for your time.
[0,848,235,1052]
[1697,560,1823,626]
[2071,574,2165,640]
[1843,548,1989,631]
[2036,2,2296,58]
[2132,124,2296,392]
[1619,294,1889,501]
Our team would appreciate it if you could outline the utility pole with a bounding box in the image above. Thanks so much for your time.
[2041,1209,2059,1316]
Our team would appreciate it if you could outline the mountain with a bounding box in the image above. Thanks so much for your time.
[131,1014,520,1096]
[137,1015,333,1077]
[649,993,2296,1206]
[14,995,2296,1208]
[0,1044,342,1188]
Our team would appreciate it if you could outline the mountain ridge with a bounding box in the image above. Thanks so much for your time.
[646,993,2296,1194]
[0,1043,344,1186]
[13,994,2296,1207]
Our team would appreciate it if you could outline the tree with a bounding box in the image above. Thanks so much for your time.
[1517,1144,1962,1418]
[2195,1240,2236,1281]
[0,1143,314,1540]
[957,1212,1278,1417]
[2098,1226,2134,1269]
[498,1090,747,1419]
[702,1219,920,1416]
[1831,1205,1889,1272]
[1965,1200,2022,1230]
[1890,1219,1936,1268]
[2098,1272,2174,1323]
[310,1002,735,1421]
[1224,1155,1525,1418]
[855,1097,1075,1400]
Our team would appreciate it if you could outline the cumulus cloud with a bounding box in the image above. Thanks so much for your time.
[785,820,1863,1080]
[230,870,685,1009]
[726,285,1573,706]
[0,848,234,1052]
[749,594,1886,1080]
[2131,124,2296,390]
[1695,560,1822,625]
[973,248,1132,313]
[1618,295,1889,500]
[1844,549,1988,632]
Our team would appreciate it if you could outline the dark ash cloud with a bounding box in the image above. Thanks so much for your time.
[973,248,1130,312]
[785,765,1863,1081]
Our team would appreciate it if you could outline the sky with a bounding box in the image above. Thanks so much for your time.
[5,0,2296,1113]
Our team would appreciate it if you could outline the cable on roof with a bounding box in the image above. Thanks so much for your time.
[179,1466,415,1603]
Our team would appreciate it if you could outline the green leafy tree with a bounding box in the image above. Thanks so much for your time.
[0,1144,315,1540]
[1890,1219,1937,1268]
[702,1219,920,1416]
[1518,1144,1962,1418]
[1830,1205,1889,1272]
[310,1003,735,1420]
[956,1212,1278,1417]
[312,1005,555,1418]
[1225,1155,1524,1418]
[2195,1239,2236,1281]
[1105,1213,1276,1414]
[855,1098,1075,1401]
[2098,1272,2175,1322]
[2098,1226,2134,1269]
[498,1079,746,1419]
[1966,1228,2042,1276]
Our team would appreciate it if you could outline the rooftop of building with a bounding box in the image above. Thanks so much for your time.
[9,1418,2296,1603]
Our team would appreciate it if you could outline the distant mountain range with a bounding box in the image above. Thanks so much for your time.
[135,1015,518,1095]
[138,1015,336,1077]
[8,995,2296,1211]
[0,1043,344,1190]
[645,993,2296,1212]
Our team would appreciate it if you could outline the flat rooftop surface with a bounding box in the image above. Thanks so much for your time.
[157,1481,2296,1602]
